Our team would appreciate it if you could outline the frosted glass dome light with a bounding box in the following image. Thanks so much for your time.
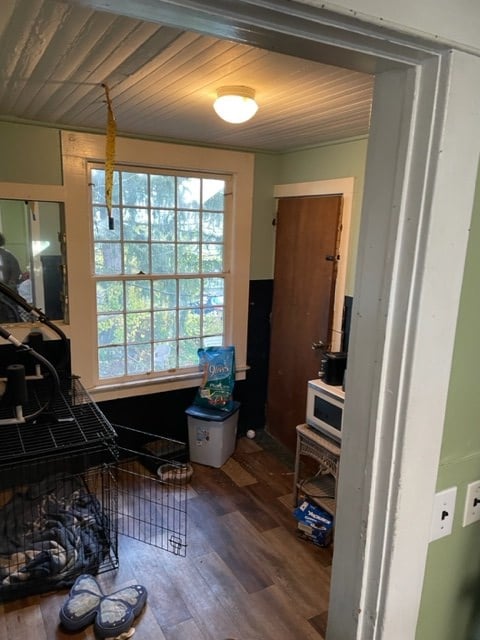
[213,86,258,124]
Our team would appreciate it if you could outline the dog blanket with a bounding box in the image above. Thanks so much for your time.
[0,474,111,596]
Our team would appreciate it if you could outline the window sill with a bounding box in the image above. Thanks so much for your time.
[87,365,248,403]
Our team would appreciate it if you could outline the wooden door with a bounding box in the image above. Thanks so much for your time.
[266,195,343,451]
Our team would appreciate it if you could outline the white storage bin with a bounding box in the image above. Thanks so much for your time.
[186,402,240,468]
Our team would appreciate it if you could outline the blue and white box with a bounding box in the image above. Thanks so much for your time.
[185,401,240,468]
[293,500,334,547]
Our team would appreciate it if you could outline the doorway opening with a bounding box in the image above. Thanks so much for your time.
[53,2,478,638]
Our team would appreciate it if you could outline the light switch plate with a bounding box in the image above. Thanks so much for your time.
[430,487,457,541]
[463,480,480,526]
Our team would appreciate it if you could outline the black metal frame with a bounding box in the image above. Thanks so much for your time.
[0,357,188,603]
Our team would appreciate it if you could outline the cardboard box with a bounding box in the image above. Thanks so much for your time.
[293,500,334,547]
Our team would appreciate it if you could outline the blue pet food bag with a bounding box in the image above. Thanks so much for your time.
[195,346,235,411]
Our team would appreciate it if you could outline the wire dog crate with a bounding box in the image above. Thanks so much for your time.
[0,455,118,601]
[0,372,188,603]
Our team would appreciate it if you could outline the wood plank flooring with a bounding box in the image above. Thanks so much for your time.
[0,431,332,639]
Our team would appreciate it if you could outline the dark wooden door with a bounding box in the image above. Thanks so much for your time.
[266,195,343,451]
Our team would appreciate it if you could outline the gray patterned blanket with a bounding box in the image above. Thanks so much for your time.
[0,474,111,595]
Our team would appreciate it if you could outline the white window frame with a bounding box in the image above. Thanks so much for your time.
[62,131,254,401]
[90,162,231,383]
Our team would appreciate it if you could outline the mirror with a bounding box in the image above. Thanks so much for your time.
[0,199,66,322]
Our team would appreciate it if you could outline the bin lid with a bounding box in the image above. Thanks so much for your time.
[185,401,240,422]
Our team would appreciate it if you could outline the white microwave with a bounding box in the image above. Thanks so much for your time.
[306,379,345,442]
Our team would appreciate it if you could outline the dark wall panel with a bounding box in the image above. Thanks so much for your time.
[235,279,273,433]
[98,387,195,443]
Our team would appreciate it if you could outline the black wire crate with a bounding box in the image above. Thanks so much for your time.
[0,368,189,601]
[0,325,189,606]
[0,376,117,466]
[0,424,191,602]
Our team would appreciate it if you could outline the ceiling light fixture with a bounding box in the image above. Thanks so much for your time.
[213,86,258,124]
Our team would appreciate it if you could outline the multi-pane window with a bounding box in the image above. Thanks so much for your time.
[90,165,227,380]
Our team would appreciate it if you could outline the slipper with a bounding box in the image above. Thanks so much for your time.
[59,574,147,638]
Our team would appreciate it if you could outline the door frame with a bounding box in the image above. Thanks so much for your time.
[273,177,354,351]
[71,2,480,637]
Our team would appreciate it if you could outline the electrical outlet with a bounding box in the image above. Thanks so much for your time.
[430,487,457,541]
[463,480,480,526]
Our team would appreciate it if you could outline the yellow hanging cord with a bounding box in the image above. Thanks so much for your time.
[102,83,116,230]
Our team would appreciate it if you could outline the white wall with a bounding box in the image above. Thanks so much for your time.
[298,0,480,53]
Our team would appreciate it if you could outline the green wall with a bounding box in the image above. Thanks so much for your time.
[0,122,367,288]
[250,152,280,280]
[416,164,480,640]
[251,137,368,288]
[278,138,368,293]
[0,122,62,185]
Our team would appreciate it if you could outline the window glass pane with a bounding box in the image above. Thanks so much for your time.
[122,172,148,206]
[178,244,199,274]
[153,310,176,340]
[124,243,149,274]
[203,308,224,335]
[126,311,152,343]
[152,209,175,241]
[179,278,201,308]
[91,168,106,203]
[98,314,125,346]
[126,280,151,311]
[202,179,225,210]
[179,308,200,338]
[93,206,121,241]
[202,212,223,242]
[151,175,175,208]
[97,281,124,313]
[151,243,175,274]
[123,208,149,241]
[202,244,223,273]
[178,210,199,242]
[177,176,200,209]
[99,346,125,378]
[153,279,176,309]
[92,169,120,205]
[95,243,122,275]
[127,343,152,375]
[203,277,224,303]
[202,335,224,348]
[154,340,177,370]
[179,338,201,368]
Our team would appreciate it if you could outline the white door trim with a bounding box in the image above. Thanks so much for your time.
[69,2,480,638]
[330,53,480,639]
[273,178,354,351]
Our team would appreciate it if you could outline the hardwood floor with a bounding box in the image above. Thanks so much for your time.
[0,431,332,639]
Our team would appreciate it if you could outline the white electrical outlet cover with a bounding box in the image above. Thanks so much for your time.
[463,480,480,527]
[430,487,457,541]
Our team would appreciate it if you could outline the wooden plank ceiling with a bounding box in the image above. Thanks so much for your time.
[0,0,374,152]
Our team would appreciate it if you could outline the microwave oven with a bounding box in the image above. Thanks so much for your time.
[306,378,345,442]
